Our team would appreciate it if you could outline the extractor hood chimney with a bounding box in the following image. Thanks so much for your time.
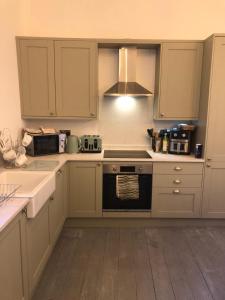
[104,47,152,97]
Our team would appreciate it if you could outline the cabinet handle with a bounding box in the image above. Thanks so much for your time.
[90,112,95,117]
[97,163,101,167]
[173,189,180,194]
[207,158,212,161]
[50,196,54,201]
[174,179,181,184]
[57,169,62,176]
[206,164,211,168]
[49,112,54,116]
[22,208,27,218]
[160,112,165,117]
[174,166,182,171]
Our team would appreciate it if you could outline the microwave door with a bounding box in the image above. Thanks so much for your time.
[34,136,59,156]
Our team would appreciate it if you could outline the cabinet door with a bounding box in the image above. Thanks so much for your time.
[155,42,203,120]
[152,188,201,218]
[205,37,225,162]
[202,162,225,218]
[68,162,102,217]
[55,40,98,118]
[49,167,66,246]
[26,201,51,296]
[17,39,56,117]
[0,214,25,300]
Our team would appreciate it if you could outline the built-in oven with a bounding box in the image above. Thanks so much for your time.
[103,163,152,211]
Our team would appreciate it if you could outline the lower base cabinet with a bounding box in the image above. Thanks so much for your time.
[0,213,27,300]
[152,188,202,218]
[68,162,102,217]
[202,162,225,218]
[26,201,51,297]
[26,165,67,298]
[49,165,67,246]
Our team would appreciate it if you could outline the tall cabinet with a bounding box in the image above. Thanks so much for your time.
[198,35,225,217]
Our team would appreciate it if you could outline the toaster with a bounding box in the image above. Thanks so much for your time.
[79,135,102,153]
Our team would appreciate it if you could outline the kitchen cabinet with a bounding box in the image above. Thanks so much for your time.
[154,42,203,120]
[17,39,56,117]
[25,201,51,297]
[0,213,28,300]
[17,38,98,118]
[55,40,98,118]
[68,162,102,217]
[152,162,203,218]
[49,165,67,246]
[198,36,225,217]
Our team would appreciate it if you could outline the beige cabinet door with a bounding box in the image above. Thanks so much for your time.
[0,214,26,300]
[68,162,102,217]
[203,162,225,218]
[155,42,203,120]
[201,37,225,218]
[26,201,51,297]
[55,40,98,118]
[152,188,201,218]
[205,37,225,162]
[49,166,67,246]
[17,39,56,117]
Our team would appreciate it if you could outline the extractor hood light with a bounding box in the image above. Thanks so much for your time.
[115,96,136,112]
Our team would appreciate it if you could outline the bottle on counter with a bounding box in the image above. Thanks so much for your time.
[162,133,169,154]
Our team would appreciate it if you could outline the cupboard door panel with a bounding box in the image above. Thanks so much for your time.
[152,188,201,218]
[18,39,56,117]
[0,215,24,300]
[55,40,97,118]
[49,167,66,246]
[203,162,225,218]
[68,162,102,217]
[155,42,203,120]
[205,37,225,161]
[26,202,51,296]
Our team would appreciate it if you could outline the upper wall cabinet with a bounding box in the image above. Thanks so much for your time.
[55,41,98,118]
[17,38,98,118]
[154,42,203,120]
[17,39,56,117]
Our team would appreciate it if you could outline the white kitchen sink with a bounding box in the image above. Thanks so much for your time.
[0,171,55,218]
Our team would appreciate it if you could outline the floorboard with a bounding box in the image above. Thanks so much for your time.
[32,226,225,300]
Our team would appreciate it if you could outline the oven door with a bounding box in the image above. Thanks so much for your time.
[103,173,152,211]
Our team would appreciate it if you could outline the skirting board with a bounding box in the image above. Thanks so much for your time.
[65,218,225,228]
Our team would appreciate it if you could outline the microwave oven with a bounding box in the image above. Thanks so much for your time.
[26,133,66,156]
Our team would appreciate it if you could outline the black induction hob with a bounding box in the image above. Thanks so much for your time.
[103,150,152,159]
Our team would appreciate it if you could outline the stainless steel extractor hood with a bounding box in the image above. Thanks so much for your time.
[104,47,152,97]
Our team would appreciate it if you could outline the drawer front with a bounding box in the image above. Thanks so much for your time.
[154,162,203,175]
[152,187,201,218]
[153,174,202,188]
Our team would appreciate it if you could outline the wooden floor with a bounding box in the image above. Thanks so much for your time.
[32,226,225,300]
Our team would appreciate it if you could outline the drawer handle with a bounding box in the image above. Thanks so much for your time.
[174,179,181,184]
[174,166,182,171]
[173,189,180,194]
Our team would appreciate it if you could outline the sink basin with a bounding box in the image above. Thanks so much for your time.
[0,171,55,218]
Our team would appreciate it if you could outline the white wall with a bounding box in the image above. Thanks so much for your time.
[2,0,225,147]
[0,0,27,139]
[22,0,225,39]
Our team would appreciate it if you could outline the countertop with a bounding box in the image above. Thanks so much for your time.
[0,148,204,233]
